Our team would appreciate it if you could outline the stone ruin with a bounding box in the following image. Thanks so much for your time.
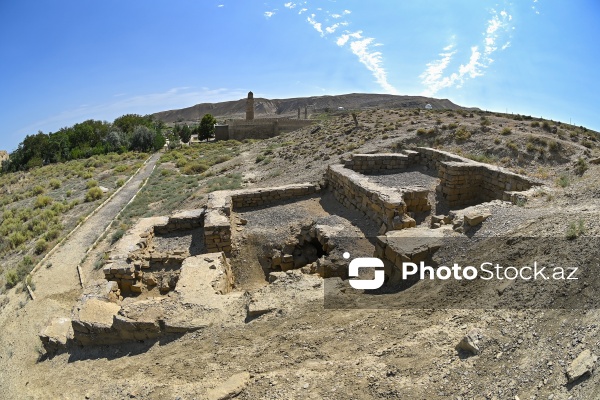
[40,147,544,354]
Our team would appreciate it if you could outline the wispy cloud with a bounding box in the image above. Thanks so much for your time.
[269,2,397,94]
[217,4,224,8]
[307,14,324,36]
[264,10,277,18]
[420,9,512,96]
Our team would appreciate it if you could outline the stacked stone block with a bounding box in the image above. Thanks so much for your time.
[326,164,414,232]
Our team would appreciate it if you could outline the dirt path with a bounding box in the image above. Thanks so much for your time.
[0,152,160,398]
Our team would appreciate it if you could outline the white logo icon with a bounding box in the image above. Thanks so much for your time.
[348,257,385,290]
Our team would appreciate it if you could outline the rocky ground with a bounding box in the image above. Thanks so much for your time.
[1,108,600,399]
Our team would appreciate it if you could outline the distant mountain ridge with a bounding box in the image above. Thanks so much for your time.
[152,93,468,123]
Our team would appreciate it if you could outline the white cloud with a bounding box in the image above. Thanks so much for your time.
[420,9,512,96]
[284,2,296,9]
[273,4,397,94]
[217,4,224,7]
[419,43,457,96]
[336,31,363,47]
[348,37,398,94]
[264,10,276,18]
[307,14,324,36]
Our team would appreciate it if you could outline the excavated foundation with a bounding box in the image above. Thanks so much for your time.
[40,147,546,354]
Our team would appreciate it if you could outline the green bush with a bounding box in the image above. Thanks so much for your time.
[575,157,588,175]
[116,178,125,188]
[454,126,471,141]
[32,185,45,195]
[557,174,570,188]
[182,161,209,175]
[501,127,512,135]
[49,179,61,189]
[34,238,48,255]
[34,195,53,209]
[8,231,26,249]
[531,121,540,128]
[566,219,586,240]
[86,179,98,189]
[85,187,103,202]
[5,270,19,288]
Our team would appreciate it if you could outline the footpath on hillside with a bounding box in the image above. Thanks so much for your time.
[0,152,161,398]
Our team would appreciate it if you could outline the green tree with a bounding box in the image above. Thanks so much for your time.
[199,114,216,142]
[153,131,166,151]
[130,125,155,152]
[178,124,192,144]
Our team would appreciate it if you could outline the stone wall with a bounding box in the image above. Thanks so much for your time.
[103,210,205,294]
[345,151,419,173]
[346,148,541,208]
[217,118,314,141]
[230,184,319,209]
[63,253,234,347]
[326,164,415,232]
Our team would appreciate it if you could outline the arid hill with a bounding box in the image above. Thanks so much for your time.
[152,93,468,123]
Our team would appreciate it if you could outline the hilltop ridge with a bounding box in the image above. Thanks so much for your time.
[152,93,468,123]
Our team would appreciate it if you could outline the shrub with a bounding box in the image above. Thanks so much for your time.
[85,187,103,202]
[531,121,540,128]
[5,270,19,288]
[115,178,125,188]
[542,121,551,132]
[49,179,61,189]
[255,155,266,163]
[111,228,126,244]
[34,195,53,209]
[506,141,518,151]
[548,140,559,152]
[32,185,45,195]
[182,161,209,175]
[86,179,98,189]
[66,190,73,197]
[501,127,512,135]
[113,164,128,173]
[557,174,570,188]
[575,157,588,175]
[8,231,26,249]
[45,228,60,241]
[454,126,471,141]
[566,219,586,240]
[416,128,427,135]
[494,137,502,145]
[34,238,48,255]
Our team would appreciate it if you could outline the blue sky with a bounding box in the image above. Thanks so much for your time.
[1,1,598,152]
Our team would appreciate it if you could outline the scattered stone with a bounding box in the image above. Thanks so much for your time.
[206,372,250,400]
[464,212,491,227]
[456,328,482,356]
[39,317,74,354]
[566,349,597,383]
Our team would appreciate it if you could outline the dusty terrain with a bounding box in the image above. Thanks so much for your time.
[1,105,600,399]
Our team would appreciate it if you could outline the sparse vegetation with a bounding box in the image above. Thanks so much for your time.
[85,187,104,202]
[566,219,586,240]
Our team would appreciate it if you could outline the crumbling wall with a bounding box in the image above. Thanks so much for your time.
[326,164,415,232]
[223,118,314,141]
[346,148,541,208]
[103,210,205,294]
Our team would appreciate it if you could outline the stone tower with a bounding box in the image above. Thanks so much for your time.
[246,91,254,120]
